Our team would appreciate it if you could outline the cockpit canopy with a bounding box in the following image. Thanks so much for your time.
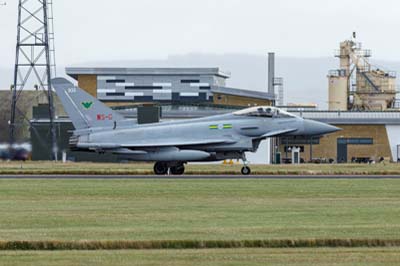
[233,106,297,118]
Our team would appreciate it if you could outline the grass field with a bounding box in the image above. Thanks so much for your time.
[0,178,399,265]
[2,248,400,266]
[1,161,400,175]
[0,178,399,241]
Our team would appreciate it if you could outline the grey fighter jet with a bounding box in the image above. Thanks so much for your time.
[52,78,340,175]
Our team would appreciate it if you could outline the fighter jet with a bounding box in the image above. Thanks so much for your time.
[52,78,340,175]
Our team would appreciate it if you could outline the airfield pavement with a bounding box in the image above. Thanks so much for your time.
[1,174,400,179]
[2,162,400,176]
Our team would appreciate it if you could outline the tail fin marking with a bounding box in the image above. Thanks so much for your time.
[52,77,126,130]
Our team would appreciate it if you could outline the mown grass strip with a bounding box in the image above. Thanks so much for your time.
[2,169,400,176]
[1,162,400,176]
[1,239,400,250]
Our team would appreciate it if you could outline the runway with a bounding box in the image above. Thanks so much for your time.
[0,175,400,179]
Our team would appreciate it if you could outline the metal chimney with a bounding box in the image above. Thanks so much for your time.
[268,52,275,95]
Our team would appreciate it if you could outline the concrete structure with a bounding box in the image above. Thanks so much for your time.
[0,90,65,142]
[66,68,275,107]
[328,70,348,111]
[328,35,397,111]
[30,117,122,162]
[278,111,400,163]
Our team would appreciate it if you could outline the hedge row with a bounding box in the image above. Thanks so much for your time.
[1,239,400,250]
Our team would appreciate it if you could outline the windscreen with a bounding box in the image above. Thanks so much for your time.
[234,107,296,118]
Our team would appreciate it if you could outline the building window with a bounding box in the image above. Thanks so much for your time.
[106,92,125,96]
[125,86,163,90]
[181,80,200,83]
[358,138,374,145]
[338,138,373,145]
[284,146,305,153]
[106,79,125,83]
[281,136,320,145]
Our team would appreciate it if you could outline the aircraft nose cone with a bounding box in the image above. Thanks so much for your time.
[303,119,341,136]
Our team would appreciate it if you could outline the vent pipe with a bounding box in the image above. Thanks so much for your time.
[268,52,275,95]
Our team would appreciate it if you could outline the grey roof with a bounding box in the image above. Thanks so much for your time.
[36,105,237,122]
[66,67,231,79]
[34,107,400,124]
[292,110,400,125]
[211,86,276,101]
[118,105,238,119]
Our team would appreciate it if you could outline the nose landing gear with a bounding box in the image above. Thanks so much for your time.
[153,162,186,176]
[241,166,251,175]
[241,153,251,175]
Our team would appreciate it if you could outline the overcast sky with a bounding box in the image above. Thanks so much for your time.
[1,0,400,67]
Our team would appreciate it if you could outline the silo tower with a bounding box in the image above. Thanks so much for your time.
[328,34,397,111]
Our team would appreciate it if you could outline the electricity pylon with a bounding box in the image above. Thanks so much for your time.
[9,0,58,160]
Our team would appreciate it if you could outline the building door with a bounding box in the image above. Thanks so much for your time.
[337,138,347,163]
[397,145,400,163]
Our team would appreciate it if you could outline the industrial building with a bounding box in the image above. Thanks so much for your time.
[328,35,398,111]
[65,67,275,107]
[278,110,400,163]
[276,35,400,164]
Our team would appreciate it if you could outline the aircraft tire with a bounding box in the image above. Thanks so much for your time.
[241,166,251,175]
[170,164,185,175]
[154,162,168,175]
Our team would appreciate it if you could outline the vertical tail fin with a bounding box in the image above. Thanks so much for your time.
[52,78,126,130]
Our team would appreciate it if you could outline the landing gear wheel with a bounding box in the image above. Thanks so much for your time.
[170,164,185,175]
[154,162,168,175]
[240,153,251,175]
[241,166,251,175]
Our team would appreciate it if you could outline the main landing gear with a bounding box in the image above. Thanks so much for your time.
[241,153,251,176]
[154,162,185,175]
